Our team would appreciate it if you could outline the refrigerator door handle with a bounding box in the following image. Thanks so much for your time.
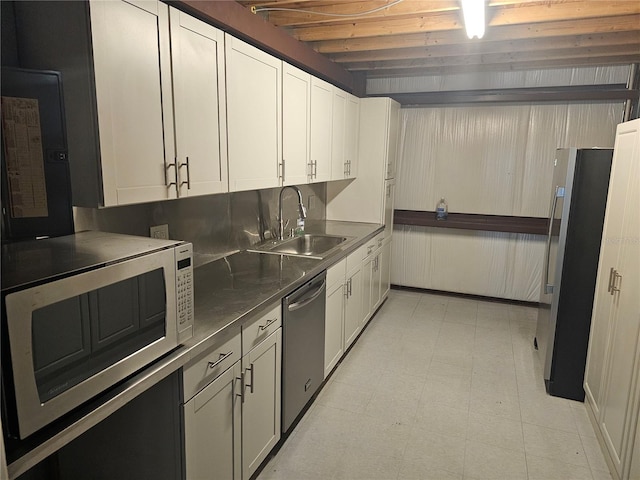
[543,186,563,294]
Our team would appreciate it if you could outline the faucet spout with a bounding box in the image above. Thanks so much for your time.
[278,186,306,240]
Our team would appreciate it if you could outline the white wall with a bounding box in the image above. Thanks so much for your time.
[391,101,624,302]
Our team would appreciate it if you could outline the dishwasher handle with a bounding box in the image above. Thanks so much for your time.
[287,279,326,312]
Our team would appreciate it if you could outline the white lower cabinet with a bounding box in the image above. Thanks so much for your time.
[241,328,282,479]
[324,247,365,379]
[184,361,242,480]
[325,259,346,378]
[362,232,391,325]
[183,306,281,480]
[584,118,640,480]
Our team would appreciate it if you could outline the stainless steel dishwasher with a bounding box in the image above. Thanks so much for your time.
[282,271,326,433]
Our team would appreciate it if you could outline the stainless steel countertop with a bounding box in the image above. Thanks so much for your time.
[6,220,383,478]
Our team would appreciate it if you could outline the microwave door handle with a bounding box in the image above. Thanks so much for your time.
[543,186,561,295]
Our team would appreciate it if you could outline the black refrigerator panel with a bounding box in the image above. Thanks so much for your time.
[535,148,613,401]
[1,67,74,242]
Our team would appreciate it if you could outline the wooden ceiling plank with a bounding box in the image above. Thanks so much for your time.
[311,15,640,53]
[364,56,640,77]
[259,1,460,27]
[291,2,640,42]
[345,44,640,71]
[328,31,640,63]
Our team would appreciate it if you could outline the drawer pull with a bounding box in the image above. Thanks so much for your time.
[245,364,255,394]
[208,351,233,369]
[236,372,245,403]
[259,318,278,331]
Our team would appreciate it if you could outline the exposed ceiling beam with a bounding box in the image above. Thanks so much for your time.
[328,31,640,64]
[344,44,640,71]
[379,85,639,106]
[365,56,640,77]
[311,14,640,54]
[289,1,640,42]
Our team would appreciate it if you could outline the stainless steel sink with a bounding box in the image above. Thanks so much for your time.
[248,234,352,259]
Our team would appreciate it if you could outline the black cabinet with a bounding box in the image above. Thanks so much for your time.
[18,370,184,480]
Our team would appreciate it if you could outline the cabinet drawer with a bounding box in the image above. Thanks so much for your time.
[184,332,242,402]
[364,232,384,258]
[347,245,367,272]
[327,258,347,288]
[242,304,281,353]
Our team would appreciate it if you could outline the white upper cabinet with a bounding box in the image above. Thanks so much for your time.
[169,8,228,197]
[282,63,311,186]
[16,0,177,207]
[330,87,347,180]
[331,90,360,181]
[344,93,360,179]
[226,35,282,192]
[309,77,333,183]
[326,97,400,224]
[90,0,176,206]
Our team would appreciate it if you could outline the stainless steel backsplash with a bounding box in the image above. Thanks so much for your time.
[74,184,326,266]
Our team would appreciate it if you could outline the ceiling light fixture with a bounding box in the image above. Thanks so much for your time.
[461,0,486,39]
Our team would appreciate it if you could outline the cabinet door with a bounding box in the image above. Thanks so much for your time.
[325,281,345,378]
[599,120,640,479]
[344,267,363,349]
[184,362,241,480]
[170,8,228,197]
[385,99,400,179]
[362,256,373,325]
[372,252,383,311]
[226,35,281,192]
[242,329,282,479]
[310,77,333,183]
[90,0,176,206]
[384,179,395,239]
[380,240,392,301]
[282,63,311,186]
[331,87,347,180]
[344,93,360,179]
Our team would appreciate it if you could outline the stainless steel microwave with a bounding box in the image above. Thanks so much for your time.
[1,231,193,440]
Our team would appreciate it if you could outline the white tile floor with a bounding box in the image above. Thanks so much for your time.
[258,289,613,480]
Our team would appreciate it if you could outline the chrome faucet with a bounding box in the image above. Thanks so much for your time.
[277,186,307,240]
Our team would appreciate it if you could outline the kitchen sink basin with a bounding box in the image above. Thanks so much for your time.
[248,234,352,259]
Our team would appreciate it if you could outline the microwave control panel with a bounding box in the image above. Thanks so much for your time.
[175,243,194,342]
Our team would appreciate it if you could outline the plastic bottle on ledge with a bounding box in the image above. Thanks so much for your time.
[436,197,448,220]
[295,217,305,236]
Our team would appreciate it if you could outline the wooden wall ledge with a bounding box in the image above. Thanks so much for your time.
[393,210,549,236]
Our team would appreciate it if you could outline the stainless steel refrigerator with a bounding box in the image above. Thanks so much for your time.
[535,147,613,401]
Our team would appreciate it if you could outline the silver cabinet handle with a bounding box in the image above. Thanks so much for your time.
[611,269,622,295]
[367,245,375,255]
[347,277,352,297]
[245,364,254,394]
[279,160,286,184]
[378,238,384,248]
[179,157,191,190]
[236,372,245,403]
[208,351,233,369]
[259,318,278,331]
[313,160,318,178]
[608,267,615,293]
[165,160,177,189]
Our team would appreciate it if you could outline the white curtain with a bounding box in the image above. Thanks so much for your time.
[392,101,624,302]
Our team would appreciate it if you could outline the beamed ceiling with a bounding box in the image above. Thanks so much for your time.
[235,0,640,79]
